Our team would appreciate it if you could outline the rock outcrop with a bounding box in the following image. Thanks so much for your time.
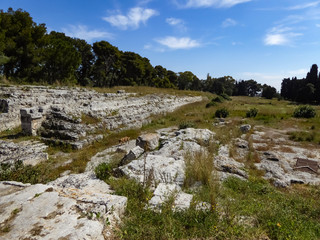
[0,173,127,240]
[0,85,202,132]
[0,140,48,166]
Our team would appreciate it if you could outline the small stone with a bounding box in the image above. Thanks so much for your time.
[240,124,251,133]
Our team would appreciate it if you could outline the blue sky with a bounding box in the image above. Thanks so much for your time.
[2,0,320,90]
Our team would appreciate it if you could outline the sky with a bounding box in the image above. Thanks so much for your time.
[2,0,320,90]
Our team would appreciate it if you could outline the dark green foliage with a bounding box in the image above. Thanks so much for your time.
[215,108,229,118]
[220,93,231,101]
[246,108,258,118]
[293,105,316,118]
[234,79,262,96]
[95,163,112,181]
[206,96,226,108]
[205,101,217,108]
[262,85,277,99]
[212,96,223,103]
[281,64,320,104]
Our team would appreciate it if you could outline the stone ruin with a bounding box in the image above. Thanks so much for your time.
[20,107,45,136]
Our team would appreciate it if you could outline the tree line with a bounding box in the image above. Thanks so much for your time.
[281,64,320,104]
[0,8,278,98]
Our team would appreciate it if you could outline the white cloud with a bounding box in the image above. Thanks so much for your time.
[287,1,320,10]
[166,17,187,32]
[264,26,302,46]
[176,0,252,8]
[222,18,237,28]
[62,25,113,42]
[156,36,200,49]
[103,7,158,30]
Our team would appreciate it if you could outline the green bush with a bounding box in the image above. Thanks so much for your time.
[293,105,316,118]
[212,96,224,103]
[220,93,232,101]
[205,101,217,108]
[215,108,229,118]
[95,163,112,181]
[179,121,196,129]
[246,108,258,118]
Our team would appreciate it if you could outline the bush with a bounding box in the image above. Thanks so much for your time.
[95,163,112,181]
[246,108,258,118]
[212,96,223,103]
[293,106,316,118]
[205,101,217,108]
[215,108,229,118]
[220,93,231,101]
[179,121,196,129]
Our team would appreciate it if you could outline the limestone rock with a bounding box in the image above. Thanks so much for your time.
[0,173,127,239]
[120,146,145,166]
[0,85,202,133]
[136,133,160,151]
[214,145,248,180]
[148,183,193,211]
[0,140,48,166]
[175,128,215,143]
[119,154,185,186]
[240,124,251,133]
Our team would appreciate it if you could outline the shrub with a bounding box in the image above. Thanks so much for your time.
[95,163,112,181]
[215,108,229,118]
[179,121,196,129]
[220,93,231,101]
[293,105,316,118]
[205,101,217,108]
[246,108,258,118]
[212,96,223,103]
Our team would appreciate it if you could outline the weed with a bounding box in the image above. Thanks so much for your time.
[246,108,258,118]
[179,121,196,129]
[293,105,316,118]
[184,149,214,187]
[215,108,229,118]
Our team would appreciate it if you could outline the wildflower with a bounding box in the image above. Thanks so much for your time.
[277,222,281,228]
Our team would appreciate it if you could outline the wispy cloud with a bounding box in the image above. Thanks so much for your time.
[222,18,237,28]
[264,26,302,46]
[156,36,200,49]
[175,0,252,8]
[62,25,113,42]
[103,7,158,30]
[287,1,320,10]
[166,17,187,32]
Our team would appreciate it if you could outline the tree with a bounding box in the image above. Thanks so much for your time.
[177,71,198,90]
[92,41,121,87]
[281,64,320,103]
[42,32,81,84]
[73,38,94,86]
[0,8,47,82]
[262,84,277,99]
[119,51,154,86]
